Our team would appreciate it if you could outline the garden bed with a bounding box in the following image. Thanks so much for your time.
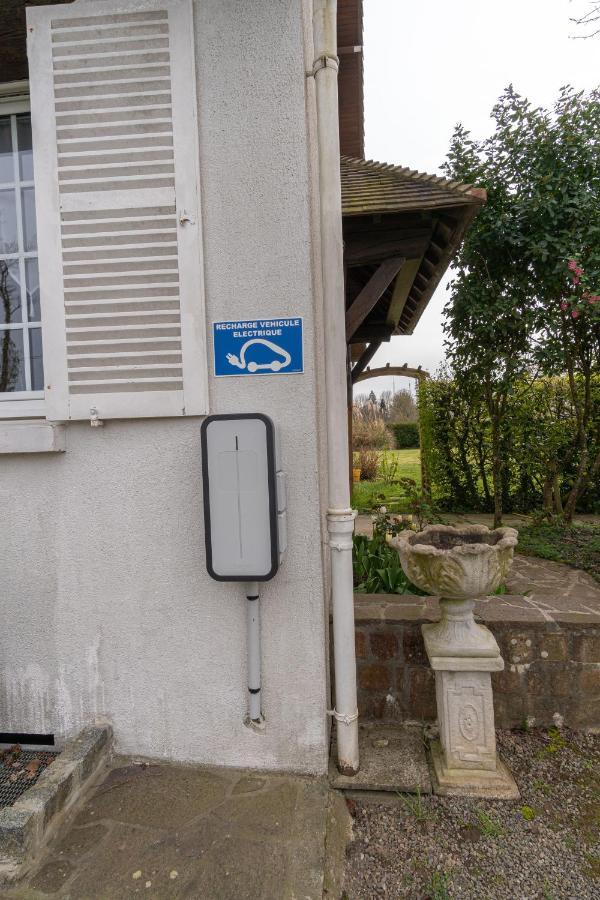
[517,523,600,582]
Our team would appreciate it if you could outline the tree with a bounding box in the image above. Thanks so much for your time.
[0,261,22,392]
[443,86,600,524]
[571,1,600,37]
[387,389,417,423]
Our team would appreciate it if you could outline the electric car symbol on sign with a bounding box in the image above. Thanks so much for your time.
[226,338,292,373]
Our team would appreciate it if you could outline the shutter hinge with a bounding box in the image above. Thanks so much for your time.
[178,208,195,226]
[90,407,104,428]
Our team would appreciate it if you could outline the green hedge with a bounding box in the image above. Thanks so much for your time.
[419,375,600,514]
[390,422,420,449]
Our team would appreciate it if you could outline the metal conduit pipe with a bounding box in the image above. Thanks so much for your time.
[312,0,359,775]
[245,581,262,724]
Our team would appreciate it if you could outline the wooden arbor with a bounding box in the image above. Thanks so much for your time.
[353,362,429,385]
[351,362,430,492]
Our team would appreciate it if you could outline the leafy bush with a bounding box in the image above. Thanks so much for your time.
[353,534,424,594]
[378,452,399,484]
[391,422,420,449]
[395,477,443,530]
[419,374,600,514]
[357,449,379,481]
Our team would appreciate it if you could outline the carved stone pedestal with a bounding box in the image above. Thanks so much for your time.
[423,607,519,799]
[393,524,520,799]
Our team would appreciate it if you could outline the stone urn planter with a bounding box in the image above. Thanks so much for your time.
[392,524,520,799]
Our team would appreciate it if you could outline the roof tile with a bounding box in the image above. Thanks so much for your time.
[341,156,485,216]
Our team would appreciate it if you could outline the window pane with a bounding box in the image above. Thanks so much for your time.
[17,115,33,182]
[0,259,22,324]
[0,189,17,253]
[0,328,26,392]
[0,117,13,184]
[29,327,44,391]
[21,187,37,251]
[25,257,40,321]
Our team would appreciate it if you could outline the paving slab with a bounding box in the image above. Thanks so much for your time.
[2,760,342,900]
[330,724,431,794]
[355,552,600,626]
[506,554,600,617]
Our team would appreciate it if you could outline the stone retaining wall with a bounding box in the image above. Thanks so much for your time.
[352,594,600,731]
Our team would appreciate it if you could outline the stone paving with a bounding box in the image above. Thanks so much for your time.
[354,553,600,626]
[354,515,600,622]
[1,761,347,900]
[505,554,600,621]
[355,511,600,535]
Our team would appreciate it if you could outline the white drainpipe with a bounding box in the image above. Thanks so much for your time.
[312,0,359,775]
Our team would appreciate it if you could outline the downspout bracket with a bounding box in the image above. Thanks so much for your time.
[309,54,339,77]
[327,708,359,726]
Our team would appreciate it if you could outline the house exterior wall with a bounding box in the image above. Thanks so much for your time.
[0,0,330,773]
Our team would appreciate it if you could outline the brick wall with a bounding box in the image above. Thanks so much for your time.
[348,595,600,731]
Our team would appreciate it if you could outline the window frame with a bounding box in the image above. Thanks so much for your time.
[0,80,45,419]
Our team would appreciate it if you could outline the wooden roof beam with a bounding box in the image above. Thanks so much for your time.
[344,228,430,266]
[351,341,381,383]
[385,257,422,329]
[345,256,405,340]
[350,323,395,343]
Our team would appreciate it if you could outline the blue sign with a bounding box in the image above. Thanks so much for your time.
[213,317,304,377]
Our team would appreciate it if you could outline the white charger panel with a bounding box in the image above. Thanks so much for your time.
[201,414,283,581]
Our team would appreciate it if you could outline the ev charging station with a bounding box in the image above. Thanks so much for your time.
[201,414,287,726]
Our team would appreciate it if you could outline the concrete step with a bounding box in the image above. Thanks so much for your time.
[329,723,432,794]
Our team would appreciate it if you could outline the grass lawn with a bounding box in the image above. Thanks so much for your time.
[517,523,600,582]
[352,449,421,512]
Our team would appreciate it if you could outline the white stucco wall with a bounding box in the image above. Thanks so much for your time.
[0,0,330,773]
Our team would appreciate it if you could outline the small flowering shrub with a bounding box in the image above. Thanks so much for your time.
[356,449,379,481]
[562,258,599,320]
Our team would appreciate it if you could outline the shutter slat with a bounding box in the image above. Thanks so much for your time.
[52,25,169,44]
[64,264,178,275]
[68,350,182,360]
[67,338,181,350]
[53,38,170,57]
[56,96,173,112]
[54,65,171,83]
[28,0,207,420]
[64,268,178,278]
[52,10,168,27]
[70,382,182,394]
[66,304,180,315]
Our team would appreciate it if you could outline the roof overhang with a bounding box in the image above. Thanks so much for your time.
[340,156,485,363]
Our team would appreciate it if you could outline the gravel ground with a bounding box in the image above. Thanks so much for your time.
[342,728,600,900]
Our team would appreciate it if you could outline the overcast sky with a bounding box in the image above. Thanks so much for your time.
[357,0,599,398]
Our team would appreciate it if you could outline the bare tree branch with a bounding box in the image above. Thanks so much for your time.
[570,0,600,38]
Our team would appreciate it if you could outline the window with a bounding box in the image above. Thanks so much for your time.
[0,106,43,403]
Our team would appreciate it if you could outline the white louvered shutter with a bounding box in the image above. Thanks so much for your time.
[26,0,208,420]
